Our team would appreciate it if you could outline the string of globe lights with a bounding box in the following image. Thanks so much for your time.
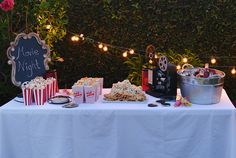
[70,33,236,75]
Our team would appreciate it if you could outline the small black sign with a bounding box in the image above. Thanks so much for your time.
[7,32,50,87]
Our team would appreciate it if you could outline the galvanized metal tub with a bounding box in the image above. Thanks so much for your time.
[178,68,225,105]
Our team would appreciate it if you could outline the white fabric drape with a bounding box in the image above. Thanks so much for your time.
[0,89,235,158]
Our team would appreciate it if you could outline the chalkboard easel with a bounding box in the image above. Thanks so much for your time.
[7,32,51,87]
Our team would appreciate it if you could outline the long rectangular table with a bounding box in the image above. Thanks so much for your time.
[1,89,236,158]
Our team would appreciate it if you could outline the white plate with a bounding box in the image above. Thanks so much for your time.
[14,97,24,103]
[48,95,71,104]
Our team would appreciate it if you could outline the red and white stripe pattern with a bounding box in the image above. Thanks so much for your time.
[45,77,58,99]
[52,78,58,96]
[22,87,33,106]
[55,79,59,93]
[33,87,47,105]
[21,77,59,106]
[46,81,53,100]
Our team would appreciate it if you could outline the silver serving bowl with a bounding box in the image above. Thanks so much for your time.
[178,68,225,105]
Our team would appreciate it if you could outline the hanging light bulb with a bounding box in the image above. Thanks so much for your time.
[123,51,128,57]
[129,49,134,54]
[75,36,79,41]
[154,54,158,59]
[79,34,85,40]
[211,57,216,64]
[71,35,79,42]
[98,43,103,49]
[149,59,153,64]
[103,46,108,52]
[71,36,75,41]
[176,65,181,70]
[182,57,188,63]
[231,67,236,75]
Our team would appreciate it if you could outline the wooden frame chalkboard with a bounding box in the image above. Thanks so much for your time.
[7,32,50,87]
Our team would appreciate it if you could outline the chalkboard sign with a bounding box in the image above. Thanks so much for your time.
[7,32,50,87]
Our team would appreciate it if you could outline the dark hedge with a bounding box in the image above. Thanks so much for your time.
[1,0,236,105]
[56,0,236,104]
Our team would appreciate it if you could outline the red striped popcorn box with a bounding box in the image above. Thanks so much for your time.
[46,77,57,97]
[46,78,54,99]
[84,85,96,103]
[46,81,53,100]
[22,87,33,106]
[33,87,47,105]
[72,85,84,104]
[55,79,59,92]
[52,78,58,96]
[21,82,33,106]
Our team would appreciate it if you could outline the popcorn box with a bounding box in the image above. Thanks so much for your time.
[33,87,47,105]
[55,79,59,93]
[47,78,58,97]
[46,82,53,100]
[46,77,59,99]
[98,78,103,95]
[95,81,100,101]
[84,85,96,103]
[22,87,33,106]
[52,78,56,96]
[72,85,84,104]
[45,71,58,92]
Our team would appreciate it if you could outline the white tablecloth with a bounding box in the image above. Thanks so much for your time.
[0,89,236,158]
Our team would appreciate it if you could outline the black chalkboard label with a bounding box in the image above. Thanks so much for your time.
[7,32,50,87]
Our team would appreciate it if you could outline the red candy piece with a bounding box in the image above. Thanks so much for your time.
[174,100,182,107]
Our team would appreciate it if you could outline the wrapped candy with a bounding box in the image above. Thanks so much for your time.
[180,68,222,79]
[174,96,192,107]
